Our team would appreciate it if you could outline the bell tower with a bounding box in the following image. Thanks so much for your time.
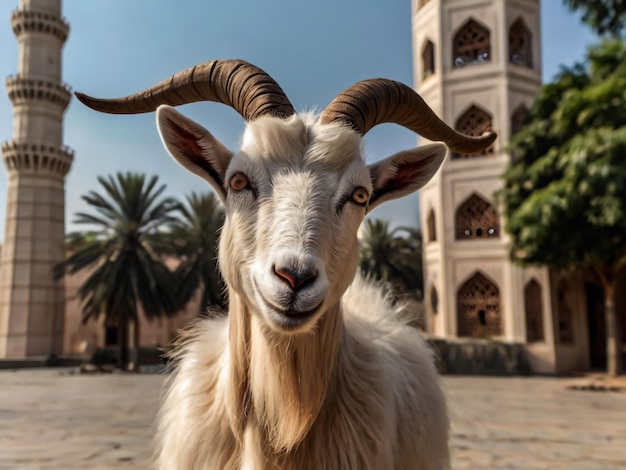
[0,0,72,357]
[413,0,556,371]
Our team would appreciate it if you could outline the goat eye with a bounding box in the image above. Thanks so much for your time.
[351,187,369,205]
[230,172,249,191]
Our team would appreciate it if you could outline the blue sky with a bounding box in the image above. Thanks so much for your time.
[0,1,597,237]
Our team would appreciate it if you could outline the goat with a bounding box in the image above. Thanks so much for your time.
[77,59,495,470]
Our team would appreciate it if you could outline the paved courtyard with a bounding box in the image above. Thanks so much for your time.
[0,370,624,469]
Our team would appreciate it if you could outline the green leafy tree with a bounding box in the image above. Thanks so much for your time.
[359,219,424,299]
[165,192,227,314]
[501,40,626,376]
[564,0,626,37]
[55,173,179,370]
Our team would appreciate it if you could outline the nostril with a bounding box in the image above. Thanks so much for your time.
[273,265,318,290]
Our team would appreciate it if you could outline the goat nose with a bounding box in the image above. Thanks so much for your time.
[273,265,318,290]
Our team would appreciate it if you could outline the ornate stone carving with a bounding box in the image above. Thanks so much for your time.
[455,194,500,240]
[453,105,494,158]
[2,141,73,176]
[6,75,72,110]
[10,8,70,42]
[453,19,491,68]
[457,272,502,337]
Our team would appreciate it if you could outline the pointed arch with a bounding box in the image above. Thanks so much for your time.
[455,193,500,240]
[430,284,439,315]
[422,39,435,79]
[427,208,437,242]
[453,19,491,68]
[524,278,544,343]
[511,103,528,136]
[557,280,574,344]
[509,18,533,68]
[453,105,495,158]
[457,271,502,337]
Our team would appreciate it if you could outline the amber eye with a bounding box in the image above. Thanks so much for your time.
[351,187,369,205]
[230,172,249,191]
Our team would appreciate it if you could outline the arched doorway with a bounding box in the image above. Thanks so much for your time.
[524,278,544,343]
[586,283,606,369]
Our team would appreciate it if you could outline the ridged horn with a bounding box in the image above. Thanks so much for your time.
[320,79,496,154]
[75,59,295,121]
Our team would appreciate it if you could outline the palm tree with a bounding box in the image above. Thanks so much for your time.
[165,192,227,314]
[359,219,424,299]
[392,226,424,298]
[55,172,180,370]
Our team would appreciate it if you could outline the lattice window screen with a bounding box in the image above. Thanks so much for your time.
[455,194,500,240]
[453,105,495,158]
[453,20,491,68]
[457,272,502,337]
[524,279,545,343]
[509,19,533,68]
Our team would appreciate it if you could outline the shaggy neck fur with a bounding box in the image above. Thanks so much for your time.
[226,290,344,454]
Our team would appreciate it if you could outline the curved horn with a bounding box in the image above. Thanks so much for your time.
[319,79,496,154]
[75,59,295,121]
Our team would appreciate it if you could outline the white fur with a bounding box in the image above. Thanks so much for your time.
[153,108,450,469]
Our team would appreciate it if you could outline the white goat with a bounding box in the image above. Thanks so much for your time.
[77,60,495,470]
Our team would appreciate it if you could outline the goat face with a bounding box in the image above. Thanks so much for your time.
[157,107,446,334]
[74,60,494,333]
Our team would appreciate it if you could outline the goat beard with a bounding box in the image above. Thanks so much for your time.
[225,291,344,453]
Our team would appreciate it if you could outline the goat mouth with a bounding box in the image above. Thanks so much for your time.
[250,279,323,330]
[258,293,322,330]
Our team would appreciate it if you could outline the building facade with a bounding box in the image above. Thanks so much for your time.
[413,0,625,374]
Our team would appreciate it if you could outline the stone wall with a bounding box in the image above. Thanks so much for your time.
[429,338,531,375]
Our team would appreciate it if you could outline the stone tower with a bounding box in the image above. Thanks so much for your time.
[413,0,558,372]
[0,0,72,357]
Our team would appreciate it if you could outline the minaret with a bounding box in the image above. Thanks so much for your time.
[0,0,72,357]
[413,0,557,372]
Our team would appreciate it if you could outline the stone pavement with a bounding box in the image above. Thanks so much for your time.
[0,370,625,469]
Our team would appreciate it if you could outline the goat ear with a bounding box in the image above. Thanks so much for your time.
[157,105,233,201]
[367,143,446,211]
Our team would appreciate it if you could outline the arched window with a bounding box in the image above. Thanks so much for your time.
[509,19,532,68]
[455,193,500,240]
[453,19,491,68]
[427,208,437,242]
[422,40,435,79]
[511,104,528,136]
[557,281,574,344]
[524,279,544,343]
[453,105,495,158]
[430,284,439,315]
[457,272,502,337]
